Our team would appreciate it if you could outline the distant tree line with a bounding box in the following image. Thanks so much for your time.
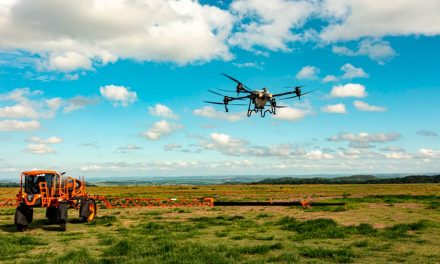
[253,175,440,185]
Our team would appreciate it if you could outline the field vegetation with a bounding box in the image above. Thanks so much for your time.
[1,184,439,263]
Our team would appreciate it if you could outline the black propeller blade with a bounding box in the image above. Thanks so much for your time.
[221,73,243,84]
[217,88,237,93]
[285,85,304,89]
[221,73,251,90]
[204,101,246,106]
[208,89,226,97]
[278,89,316,100]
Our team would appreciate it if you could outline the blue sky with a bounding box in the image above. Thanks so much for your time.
[0,0,439,178]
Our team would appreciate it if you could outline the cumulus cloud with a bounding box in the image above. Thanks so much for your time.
[204,132,296,157]
[295,65,320,80]
[63,96,98,113]
[193,106,244,122]
[148,104,178,119]
[0,0,234,73]
[142,120,183,140]
[330,83,366,98]
[273,107,307,121]
[46,52,93,72]
[353,100,386,112]
[385,152,412,160]
[417,148,440,158]
[100,85,137,107]
[229,0,316,51]
[27,136,63,144]
[340,63,368,79]
[320,1,440,41]
[24,135,63,154]
[0,120,40,131]
[322,75,338,83]
[25,144,56,154]
[322,103,347,114]
[417,129,437,137]
[305,150,334,160]
[0,88,92,127]
[332,39,397,63]
[0,88,62,119]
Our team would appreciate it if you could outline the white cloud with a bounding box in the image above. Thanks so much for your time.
[25,143,55,154]
[0,88,68,119]
[148,104,178,119]
[0,104,39,119]
[273,107,307,121]
[0,120,40,131]
[63,96,98,113]
[27,136,63,144]
[203,132,302,157]
[229,0,316,51]
[142,120,183,140]
[329,132,401,143]
[354,100,386,112]
[193,106,244,122]
[295,65,320,80]
[320,0,440,41]
[0,0,234,72]
[45,98,63,112]
[330,83,366,98]
[322,75,338,83]
[417,148,440,158]
[116,144,143,153]
[232,61,263,69]
[332,39,397,63]
[340,63,368,79]
[24,135,62,154]
[322,103,347,114]
[46,52,93,72]
[100,85,137,107]
[385,152,411,160]
[306,150,334,160]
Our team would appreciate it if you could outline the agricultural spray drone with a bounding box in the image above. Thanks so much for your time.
[204,73,316,117]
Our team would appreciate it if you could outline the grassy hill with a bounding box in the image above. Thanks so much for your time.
[255,174,440,184]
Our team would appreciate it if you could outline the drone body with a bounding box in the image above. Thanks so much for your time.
[204,73,315,117]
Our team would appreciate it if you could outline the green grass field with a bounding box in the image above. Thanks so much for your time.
[1,184,440,263]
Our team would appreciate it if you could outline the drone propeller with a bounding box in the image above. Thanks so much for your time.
[279,89,317,100]
[204,101,246,106]
[221,73,244,85]
[208,89,226,97]
[285,85,304,89]
[221,73,252,95]
[217,88,237,93]
[274,105,288,108]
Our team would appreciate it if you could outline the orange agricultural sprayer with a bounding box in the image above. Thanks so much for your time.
[2,170,346,232]
[13,170,96,231]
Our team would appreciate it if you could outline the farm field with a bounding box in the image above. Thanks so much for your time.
[1,184,440,263]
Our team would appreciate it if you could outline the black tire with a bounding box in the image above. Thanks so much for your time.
[46,207,57,224]
[80,199,96,223]
[15,204,33,232]
[16,224,27,232]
